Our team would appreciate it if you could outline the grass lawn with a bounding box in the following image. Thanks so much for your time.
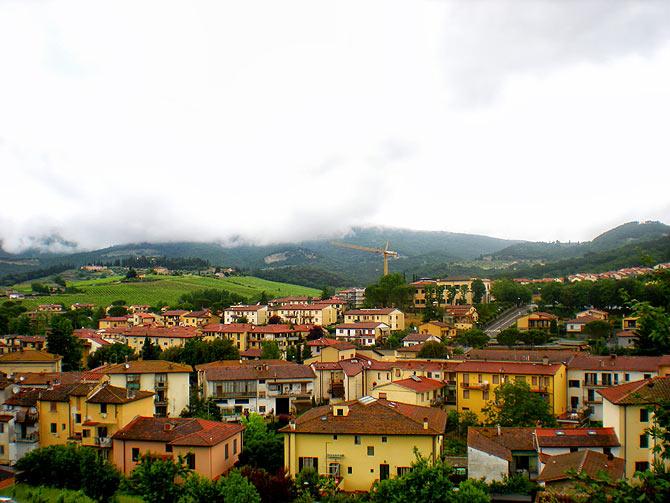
[14,274,319,309]
[0,484,143,502]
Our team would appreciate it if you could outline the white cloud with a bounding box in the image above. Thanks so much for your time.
[0,0,669,252]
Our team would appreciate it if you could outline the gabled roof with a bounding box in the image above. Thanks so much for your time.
[87,384,153,404]
[569,355,662,372]
[465,349,576,364]
[121,325,198,339]
[403,333,438,342]
[0,350,62,363]
[456,361,563,375]
[198,360,315,381]
[162,310,189,316]
[526,311,558,321]
[95,360,192,374]
[37,382,153,404]
[307,338,355,349]
[112,416,244,446]
[279,398,446,436]
[381,377,445,393]
[538,450,624,483]
[599,376,670,405]
[345,308,400,315]
[224,305,267,312]
[13,371,85,387]
[535,428,620,448]
[335,322,388,330]
[467,427,535,462]
[419,321,450,328]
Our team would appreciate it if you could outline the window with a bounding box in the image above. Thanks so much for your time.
[165,444,173,452]
[0,446,4,455]
[50,423,57,434]
[354,435,361,445]
[298,457,318,471]
[75,413,81,424]
[635,461,650,472]
[62,423,66,431]
[100,403,108,414]
[463,389,470,399]
[397,467,411,476]
[625,373,631,381]
[328,462,340,477]
[482,390,489,401]
[492,375,499,384]
[225,443,229,460]
[82,429,90,438]
[381,436,387,443]
[640,409,649,422]
[568,380,580,388]
[336,408,344,416]
[640,434,649,448]
[50,402,57,412]
[347,466,352,474]
[0,424,3,434]
[333,435,338,440]
[367,446,374,456]
[259,406,266,413]
[132,448,140,462]
[186,453,196,470]
[233,439,238,454]
[644,374,652,379]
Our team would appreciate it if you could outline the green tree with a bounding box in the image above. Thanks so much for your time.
[107,305,128,317]
[128,455,190,503]
[633,302,670,355]
[471,279,487,304]
[178,473,220,502]
[583,320,611,340]
[8,314,34,335]
[180,393,223,421]
[236,315,250,323]
[141,336,162,360]
[417,341,450,359]
[268,315,283,324]
[88,343,136,369]
[364,273,413,310]
[286,345,298,362]
[260,340,281,359]
[301,343,313,361]
[161,338,239,366]
[539,282,563,306]
[454,328,489,349]
[217,470,261,503]
[491,280,531,306]
[320,286,335,300]
[518,328,552,347]
[125,268,138,279]
[238,413,284,472]
[482,380,556,427]
[53,275,67,287]
[47,315,83,371]
[496,327,519,348]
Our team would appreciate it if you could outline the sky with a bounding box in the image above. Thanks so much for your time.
[1,0,669,253]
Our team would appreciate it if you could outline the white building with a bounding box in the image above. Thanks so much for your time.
[223,305,269,325]
[334,322,390,347]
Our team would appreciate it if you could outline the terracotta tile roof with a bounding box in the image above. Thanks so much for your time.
[96,360,192,374]
[456,361,563,375]
[386,377,445,393]
[87,384,153,404]
[335,322,388,330]
[565,316,599,325]
[465,349,577,364]
[445,305,475,315]
[224,305,266,312]
[307,338,355,349]
[101,316,132,322]
[37,382,97,402]
[421,321,451,328]
[162,310,189,316]
[393,360,460,372]
[37,382,153,404]
[240,348,262,358]
[467,427,535,461]
[122,325,198,339]
[404,333,440,342]
[345,308,399,315]
[616,330,637,338]
[184,310,212,318]
[4,389,41,407]
[569,355,663,372]
[397,343,425,353]
[13,372,84,387]
[527,312,558,321]
[599,376,670,405]
[0,350,61,362]
[535,428,620,448]
[202,323,254,333]
[538,450,624,482]
[272,304,331,311]
[198,360,315,381]
[16,336,46,343]
[279,398,446,435]
[113,416,244,446]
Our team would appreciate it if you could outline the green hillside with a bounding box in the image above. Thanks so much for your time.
[14,274,319,309]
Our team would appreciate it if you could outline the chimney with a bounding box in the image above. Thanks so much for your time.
[610,354,617,360]
[607,452,614,461]
[423,417,428,430]
[600,360,605,368]
[542,356,549,366]
[496,424,501,436]
[290,420,296,430]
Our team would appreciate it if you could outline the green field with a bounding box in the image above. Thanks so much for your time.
[13,274,320,309]
[0,484,143,502]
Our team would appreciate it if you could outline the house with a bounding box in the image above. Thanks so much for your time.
[280,397,447,491]
[334,322,390,347]
[599,376,670,478]
[71,303,96,311]
[403,332,442,347]
[128,305,150,314]
[98,316,132,330]
[566,354,661,422]
[343,308,405,331]
[310,356,393,403]
[534,427,620,457]
[0,350,62,374]
[37,381,154,452]
[1,389,41,464]
[223,305,269,325]
[181,310,219,328]
[616,330,637,348]
[517,312,557,331]
[197,360,316,417]
[565,316,602,334]
[622,316,639,331]
[112,416,244,479]
[202,323,313,356]
[316,298,347,319]
[162,310,190,327]
[335,288,366,308]
[411,277,492,307]
[444,305,479,331]
[576,309,609,320]
[455,360,567,420]
[37,304,64,313]
[131,312,161,326]
[464,348,578,363]
[95,360,191,417]
[270,304,337,326]
[417,321,454,339]
[370,376,445,407]
[306,338,357,359]
[268,296,311,307]
[202,323,254,351]
[537,450,624,495]
[120,325,199,351]
[467,427,537,481]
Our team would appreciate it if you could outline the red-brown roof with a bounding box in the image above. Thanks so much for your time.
[162,310,189,316]
[0,350,62,363]
[467,427,535,461]
[279,398,446,435]
[598,376,670,405]
[113,416,243,446]
[455,361,563,375]
[101,316,131,322]
[535,428,620,448]
[122,325,198,339]
[465,349,577,364]
[569,355,663,372]
[345,308,399,315]
[198,360,315,381]
[224,305,266,312]
[527,312,558,321]
[384,377,445,393]
[335,322,388,330]
[95,360,191,374]
[538,450,624,483]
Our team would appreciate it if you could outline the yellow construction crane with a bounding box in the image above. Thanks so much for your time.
[331,241,399,276]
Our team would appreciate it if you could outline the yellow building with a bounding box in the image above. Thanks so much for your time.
[120,325,199,352]
[0,350,62,374]
[99,316,132,330]
[455,360,567,420]
[410,277,492,308]
[270,304,338,326]
[516,312,558,331]
[37,381,154,453]
[181,310,220,327]
[370,376,445,407]
[162,310,189,327]
[599,377,670,478]
[343,308,405,331]
[280,397,447,491]
[417,321,454,339]
[622,316,639,331]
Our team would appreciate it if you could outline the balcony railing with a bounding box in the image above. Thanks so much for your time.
[530,385,549,393]
[95,437,112,448]
[14,432,39,443]
[212,391,257,399]
[583,380,607,387]
[460,382,489,390]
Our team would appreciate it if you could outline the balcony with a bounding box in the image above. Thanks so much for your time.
[530,385,549,393]
[583,380,606,388]
[460,382,489,390]
[586,397,603,404]
[212,391,257,399]
[95,437,112,448]
[14,432,39,443]
[155,382,168,390]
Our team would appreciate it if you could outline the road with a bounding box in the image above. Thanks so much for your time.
[485,305,532,338]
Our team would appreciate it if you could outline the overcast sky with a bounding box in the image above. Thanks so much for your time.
[1,0,669,253]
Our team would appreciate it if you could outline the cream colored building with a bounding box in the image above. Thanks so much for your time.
[343,308,405,331]
[223,305,269,325]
